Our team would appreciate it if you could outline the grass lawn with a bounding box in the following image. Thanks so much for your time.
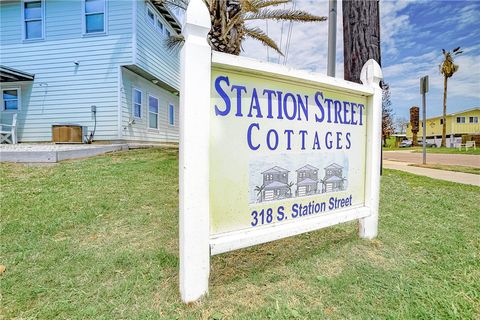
[384,146,480,155]
[409,163,480,175]
[412,147,480,155]
[1,149,479,319]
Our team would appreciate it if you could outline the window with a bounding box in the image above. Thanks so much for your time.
[156,18,164,32]
[2,89,20,111]
[148,95,159,129]
[147,8,155,25]
[456,116,466,123]
[23,0,44,40]
[133,89,142,118]
[469,116,478,123]
[84,0,105,34]
[168,104,174,126]
[147,5,171,37]
[440,119,444,125]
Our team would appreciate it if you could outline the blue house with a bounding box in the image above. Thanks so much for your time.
[0,0,181,143]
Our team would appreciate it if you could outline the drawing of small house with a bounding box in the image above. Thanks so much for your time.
[322,163,346,192]
[296,164,319,196]
[260,166,291,201]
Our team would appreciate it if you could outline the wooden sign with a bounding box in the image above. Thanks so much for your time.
[178,0,383,303]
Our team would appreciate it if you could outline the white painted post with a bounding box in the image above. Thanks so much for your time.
[359,59,383,239]
[179,0,212,303]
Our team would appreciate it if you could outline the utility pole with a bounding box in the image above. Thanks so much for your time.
[327,0,337,77]
[342,0,381,83]
[420,76,429,164]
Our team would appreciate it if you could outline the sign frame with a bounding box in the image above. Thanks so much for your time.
[179,0,383,303]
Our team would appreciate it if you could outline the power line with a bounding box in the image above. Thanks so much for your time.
[266,20,270,61]
[283,0,296,65]
[277,3,286,64]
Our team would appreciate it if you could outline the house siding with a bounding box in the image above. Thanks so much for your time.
[406,108,480,139]
[135,0,180,90]
[120,67,179,142]
[0,0,133,142]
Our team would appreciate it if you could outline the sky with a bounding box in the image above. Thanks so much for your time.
[239,0,480,121]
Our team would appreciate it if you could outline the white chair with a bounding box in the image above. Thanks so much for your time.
[0,114,17,144]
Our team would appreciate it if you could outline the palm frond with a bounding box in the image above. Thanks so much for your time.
[243,0,290,13]
[221,14,244,40]
[453,46,461,52]
[165,34,185,51]
[244,8,327,22]
[152,0,189,10]
[244,26,283,55]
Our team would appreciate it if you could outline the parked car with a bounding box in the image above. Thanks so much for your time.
[399,140,413,148]
[417,141,437,148]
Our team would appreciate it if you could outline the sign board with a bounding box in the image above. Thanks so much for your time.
[210,66,368,240]
[420,75,429,94]
[178,0,383,303]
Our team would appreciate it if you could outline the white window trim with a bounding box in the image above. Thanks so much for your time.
[469,116,478,123]
[146,6,155,26]
[155,17,164,33]
[1,87,21,112]
[145,2,173,37]
[132,88,142,119]
[22,0,45,42]
[148,94,159,130]
[456,116,466,123]
[168,103,175,126]
[82,0,108,36]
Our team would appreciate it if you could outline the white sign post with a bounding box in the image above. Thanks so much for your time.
[178,0,211,303]
[179,0,383,303]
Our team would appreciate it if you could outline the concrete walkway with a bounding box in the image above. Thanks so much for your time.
[383,150,480,168]
[0,143,128,163]
[383,160,480,186]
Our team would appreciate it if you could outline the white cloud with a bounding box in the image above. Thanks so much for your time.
[241,0,340,76]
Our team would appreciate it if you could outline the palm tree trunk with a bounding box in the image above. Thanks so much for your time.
[441,76,447,147]
[342,0,381,83]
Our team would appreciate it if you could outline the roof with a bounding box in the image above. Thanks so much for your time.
[0,65,34,82]
[297,178,318,186]
[264,181,288,189]
[426,107,480,120]
[262,166,289,174]
[325,176,343,182]
[151,1,182,34]
[296,164,319,172]
[325,163,343,170]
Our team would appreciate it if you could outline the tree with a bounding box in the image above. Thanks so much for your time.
[394,117,408,134]
[254,184,265,202]
[342,0,381,83]
[439,47,462,147]
[381,83,395,147]
[163,0,326,55]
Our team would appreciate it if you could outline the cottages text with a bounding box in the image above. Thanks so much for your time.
[213,75,365,152]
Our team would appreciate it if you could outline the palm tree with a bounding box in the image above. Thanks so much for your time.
[439,47,462,147]
[161,0,326,55]
[254,185,265,202]
[286,181,294,197]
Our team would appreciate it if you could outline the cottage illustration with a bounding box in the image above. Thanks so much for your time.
[322,163,346,192]
[295,164,319,197]
[255,166,292,202]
